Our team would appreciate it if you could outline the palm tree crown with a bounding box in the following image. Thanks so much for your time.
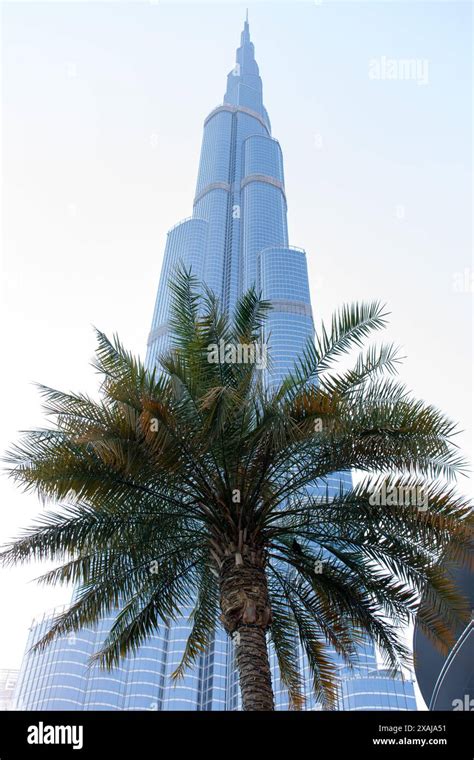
[3,271,472,710]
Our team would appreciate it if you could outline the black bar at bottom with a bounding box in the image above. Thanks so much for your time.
[0,710,471,758]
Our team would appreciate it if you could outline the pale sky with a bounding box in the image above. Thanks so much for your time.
[0,0,472,710]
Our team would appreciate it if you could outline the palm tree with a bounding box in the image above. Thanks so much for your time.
[2,271,472,711]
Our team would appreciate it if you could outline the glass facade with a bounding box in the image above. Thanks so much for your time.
[13,17,416,712]
[14,608,164,711]
[337,644,416,711]
[339,670,417,711]
[14,606,232,711]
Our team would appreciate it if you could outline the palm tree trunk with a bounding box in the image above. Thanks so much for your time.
[234,625,275,710]
[219,553,274,711]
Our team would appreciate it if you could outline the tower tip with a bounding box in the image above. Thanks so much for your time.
[241,9,250,44]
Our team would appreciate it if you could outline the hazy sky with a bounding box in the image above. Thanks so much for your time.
[0,0,472,702]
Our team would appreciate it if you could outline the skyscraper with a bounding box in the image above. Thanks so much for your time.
[13,17,415,712]
[146,15,324,395]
